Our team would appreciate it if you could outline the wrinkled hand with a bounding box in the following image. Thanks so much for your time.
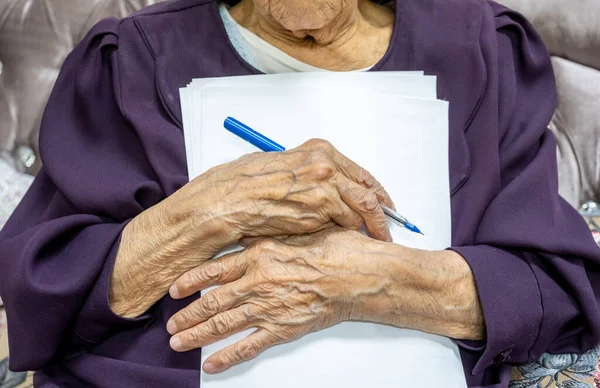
[166,227,390,373]
[175,138,394,242]
[108,139,393,319]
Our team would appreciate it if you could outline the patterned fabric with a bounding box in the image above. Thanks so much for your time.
[1,309,32,388]
[0,159,33,229]
[0,158,33,310]
[510,346,600,387]
[0,359,29,388]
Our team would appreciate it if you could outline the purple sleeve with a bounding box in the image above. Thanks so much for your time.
[451,5,600,377]
[0,19,166,371]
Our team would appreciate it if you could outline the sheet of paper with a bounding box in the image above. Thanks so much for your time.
[180,72,435,174]
[184,84,466,388]
[188,71,426,89]
[180,87,194,174]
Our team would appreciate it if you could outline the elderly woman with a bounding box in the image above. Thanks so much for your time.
[0,0,599,387]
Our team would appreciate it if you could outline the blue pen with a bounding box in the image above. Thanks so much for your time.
[224,116,285,152]
[223,116,424,235]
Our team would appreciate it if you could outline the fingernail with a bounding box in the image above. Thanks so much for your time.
[169,284,180,299]
[166,319,177,335]
[170,336,183,351]
[203,361,216,374]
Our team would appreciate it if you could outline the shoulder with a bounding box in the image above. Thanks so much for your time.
[73,0,219,81]
[112,0,219,59]
[410,0,541,43]
[75,0,236,129]
[416,0,551,82]
[397,0,501,54]
[126,0,213,18]
[122,0,215,35]
[73,0,214,47]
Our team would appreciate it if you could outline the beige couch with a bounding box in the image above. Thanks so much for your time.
[0,0,160,175]
[500,0,600,208]
[0,0,599,387]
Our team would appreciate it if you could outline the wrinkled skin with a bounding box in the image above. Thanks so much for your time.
[167,228,483,374]
[111,139,394,318]
[195,138,394,241]
[252,0,355,33]
[228,0,394,70]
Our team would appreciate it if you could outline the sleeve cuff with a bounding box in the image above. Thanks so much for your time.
[73,222,152,344]
[449,245,543,375]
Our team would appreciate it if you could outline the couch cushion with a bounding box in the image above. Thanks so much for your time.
[550,56,600,207]
[0,0,160,174]
[499,0,600,71]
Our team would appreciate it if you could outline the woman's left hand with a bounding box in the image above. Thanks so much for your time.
[166,227,484,374]
[166,227,390,371]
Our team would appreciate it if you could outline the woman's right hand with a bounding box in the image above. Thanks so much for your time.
[173,138,395,243]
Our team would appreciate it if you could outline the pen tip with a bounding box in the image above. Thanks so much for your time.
[419,232,425,235]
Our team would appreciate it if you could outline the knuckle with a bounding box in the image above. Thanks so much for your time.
[360,193,380,212]
[172,312,189,329]
[256,238,279,252]
[201,293,221,315]
[185,328,203,346]
[179,272,198,294]
[255,279,278,295]
[242,304,255,322]
[203,260,223,280]
[219,352,235,367]
[305,138,332,151]
[180,308,198,326]
[312,187,330,206]
[237,341,261,360]
[238,152,256,161]
[373,185,389,201]
[210,314,232,335]
[311,162,335,181]
[359,169,377,188]
[374,214,387,231]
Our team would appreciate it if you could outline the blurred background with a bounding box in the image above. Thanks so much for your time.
[0,0,599,387]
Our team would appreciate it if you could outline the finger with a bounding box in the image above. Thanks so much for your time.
[169,304,255,352]
[322,186,363,230]
[296,139,394,210]
[330,149,395,210]
[332,204,363,231]
[170,250,247,299]
[203,328,280,374]
[332,175,392,242]
[167,280,248,334]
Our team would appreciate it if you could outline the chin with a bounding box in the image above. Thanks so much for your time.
[278,12,332,31]
[268,0,345,31]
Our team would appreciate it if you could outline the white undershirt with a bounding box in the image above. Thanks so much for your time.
[218,4,374,74]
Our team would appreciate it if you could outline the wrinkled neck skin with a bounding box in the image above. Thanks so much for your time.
[229,0,395,71]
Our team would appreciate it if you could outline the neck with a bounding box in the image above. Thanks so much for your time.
[229,0,395,71]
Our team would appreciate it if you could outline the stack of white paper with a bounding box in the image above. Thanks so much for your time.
[180,72,466,388]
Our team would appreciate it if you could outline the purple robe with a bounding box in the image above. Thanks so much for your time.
[1,0,599,387]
